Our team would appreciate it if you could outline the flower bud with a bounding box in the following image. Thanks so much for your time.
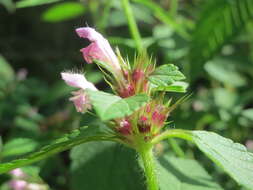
[118,120,131,135]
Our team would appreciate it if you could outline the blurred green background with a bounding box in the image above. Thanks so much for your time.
[0,0,253,190]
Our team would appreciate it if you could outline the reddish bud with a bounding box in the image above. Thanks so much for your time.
[119,84,135,98]
[145,104,151,113]
[152,110,166,126]
[133,69,145,81]
[140,116,148,122]
[118,120,131,135]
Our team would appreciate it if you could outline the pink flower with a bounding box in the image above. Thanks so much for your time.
[76,27,121,70]
[9,180,27,190]
[61,72,97,113]
[10,169,25,178]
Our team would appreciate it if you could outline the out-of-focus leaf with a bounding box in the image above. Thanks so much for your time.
[109,37,155,48]
[242,109,253,120]
[87,90,149,121]
[189,0,253,66]
[0,126,115,174]
[132,0,189,39]
[14,116,39,133]
[16,0,62,8]
[42,2,86,22]
[86,72,103,84]
[213,88,237,110]
[149,64,185,87]
[0,0,15,12]
[205,59,246,87]
[0,137,3,155]
[38,82,72,105]
[108,3,154,27]
[2,138,39,157]
[192,131,253,189]
[70,141,144,190]
[158,155,223,190]
[0,55,15,84]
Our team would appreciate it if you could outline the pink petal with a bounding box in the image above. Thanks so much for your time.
[9,180,27,190]
[69,90,91,113]
[61,72,97,90]
[75,27,121,70]
[10,169,25,178]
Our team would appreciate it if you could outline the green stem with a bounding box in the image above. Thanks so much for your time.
[121,0,143,52]
[168,138,185,158]
[151,129,193,145]
[138,146,159,190]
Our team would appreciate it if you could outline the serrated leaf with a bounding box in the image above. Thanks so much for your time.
[149,64,185,87]
[87,90,149,121]
[192,131,253,189]
[42,2,85,22]
[2,138,39,158]
[70,142,144,190]
[0,126,115,174]
[158,155,223,190]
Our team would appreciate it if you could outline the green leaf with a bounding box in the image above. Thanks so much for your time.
[0,0,15,12]
[149,64,186,93]
[0,55,15,84]
[2,138,39,158]
[158,155,223,190]
[42,2,86,22]
[192,131,253,189]
[242,109,253,120]
[70,142,144,190]
[205,59,246,87]
[153,81,188,93]
[87,90,149,121]
[0,126,115,174]
[16,0,62,8]
[189,0,253,65]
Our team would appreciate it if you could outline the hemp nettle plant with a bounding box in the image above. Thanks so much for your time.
[0,27,253,190]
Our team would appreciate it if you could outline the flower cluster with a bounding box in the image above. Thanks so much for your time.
[61,27,185,145]
[9,169,47,190]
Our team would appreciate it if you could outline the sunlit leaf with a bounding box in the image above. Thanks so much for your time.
[16,0,62,8]
[87,90,149,121]
[192,131,253,189]
[42,2,86,22]
[149,64,185,86]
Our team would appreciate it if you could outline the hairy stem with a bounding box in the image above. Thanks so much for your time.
[138,146,159,190]
[121,0,143,52]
